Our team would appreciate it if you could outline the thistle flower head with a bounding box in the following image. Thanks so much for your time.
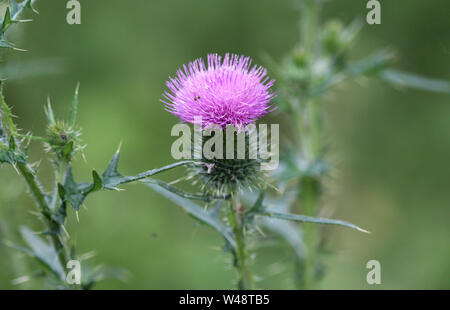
[162,53,275,128]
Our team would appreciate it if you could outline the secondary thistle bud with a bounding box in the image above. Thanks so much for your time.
[293,47,308,68]
[322,20,345,55]
[45,120,82,162]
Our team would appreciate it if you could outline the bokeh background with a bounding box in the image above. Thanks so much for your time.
[0,0,449,289]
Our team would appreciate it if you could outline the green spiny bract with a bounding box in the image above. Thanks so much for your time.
[189,127,267,197]
[191,156,263,197]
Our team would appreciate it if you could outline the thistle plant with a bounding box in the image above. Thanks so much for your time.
[0,1,224,289]
[0,75,204,288]
[152,52,371,289]
[148,1,449,290]
[162,53,279,288]
[1,0,449,290]
[262,0,450,288]
[163,54,275,196]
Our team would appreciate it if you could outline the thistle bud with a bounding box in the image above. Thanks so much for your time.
[293,47,308,68]
[45,120,82,162]
[322,20,345,55]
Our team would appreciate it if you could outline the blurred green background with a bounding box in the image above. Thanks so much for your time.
[0,0,449,289]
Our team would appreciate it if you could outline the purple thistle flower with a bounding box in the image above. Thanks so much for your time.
[162,53,275,128]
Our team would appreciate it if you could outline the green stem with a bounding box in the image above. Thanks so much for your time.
[16,161,68,278]
[52,161,70,269]
[16,162,51,216]
[228,194,254,289]
[302,177,319,289]
[0,84,18,136]
[301,0,320,61]
[307,99,321,159]
[299,99,323,290]
[296,0,323,290]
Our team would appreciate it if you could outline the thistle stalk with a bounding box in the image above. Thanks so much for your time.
[295,98,323,289]
[297,0,323,289]
[228,193,254,290]
[300,0,320,60]
[15,161,69,277]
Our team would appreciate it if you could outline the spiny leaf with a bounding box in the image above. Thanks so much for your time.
[100,151,193,190]
[59,150,195,211]
[0,81,18,136]
[69,82,80,127]
[0,114,6,146]
[346,49,394,77]
[272,153,330,187]
[260,217,305,263]
[91,170,102,191]
[0,137,27,165]
[146,182,236,249]
[61,140,73,159]
[261,210,370,233]
[0,34,14,48]
[0,0,39,49]
[340,18,363,46]
[11,269,46,285]
[52,196,67,225]
[241,190,304,262]
[81,265,131,290]
[308,49,394,96]
[243,192,265,223]
[0,7,12,30]
[60,166,96,211]
[11,226,65,280]
[100,151,123,189]
[44,98,55,125]
[379,69,450,94]
[145,179,229,202]
[10,0,38,22]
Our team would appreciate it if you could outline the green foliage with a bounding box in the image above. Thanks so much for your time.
[0,0,38,49]
[1,0,449,290]
[0,81,17,136]
[43,87,84,163]
[58,151,199,211]
[0,136,27,165]
[150,0,450,290]
[0,80,222,288]
[16,227,65,280]
[380,69,450,94]
[261,211,369,233]
[255,0,450,290]
[243,192,368,233]
[146,183,236,250]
